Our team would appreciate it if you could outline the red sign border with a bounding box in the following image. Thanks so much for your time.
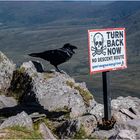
[88,28,127,75]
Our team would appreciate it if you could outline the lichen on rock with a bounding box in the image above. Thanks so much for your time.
[0,51,15,92]
[66,80,93,106]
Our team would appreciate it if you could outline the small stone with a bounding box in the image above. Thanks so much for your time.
[39,122,56,139]
[0,95,17,109]
[57,119,81,139]
[78,115,97,136]
[0,111,33,130]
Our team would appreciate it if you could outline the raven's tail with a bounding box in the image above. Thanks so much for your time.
[28,53,41,58]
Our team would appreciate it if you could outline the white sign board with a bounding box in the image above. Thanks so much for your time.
[88,28,127,74]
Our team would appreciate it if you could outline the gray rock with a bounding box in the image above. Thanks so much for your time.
[11,61,93,118]
[116,119,140,137]
[0,111,33,130]
[90,103,104,120]
[111,96,140,112]
[90,97,140,139]
[0,51,15,91]
[116,119,140,131]
[110,129,136,140]
[92,129,118,139]
[39,122,56,139]
[0,95,17,109]
[112,96,140,122]
[112,111,131,122]
[57,119,81,139]
[78,115,97,136]
[126,119,140,131]
[109,119,140,139]
[57,115,97,138]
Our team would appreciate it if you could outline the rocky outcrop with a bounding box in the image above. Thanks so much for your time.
[0,51,140,139]
[57,96,140,139]
[0,51,15,92]
[91,97,140,139]
[9,61,94,118]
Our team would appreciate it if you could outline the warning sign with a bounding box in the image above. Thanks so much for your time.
[88,28,127,74]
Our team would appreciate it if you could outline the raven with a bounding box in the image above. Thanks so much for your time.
[28,43,77,72]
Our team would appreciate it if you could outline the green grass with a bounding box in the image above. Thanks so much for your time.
[0,53,4,63]
[33,117,58,138]
[0,125,42,139]
[73,125,87,139]
[17,67,26,74]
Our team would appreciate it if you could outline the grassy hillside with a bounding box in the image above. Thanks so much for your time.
[0,1,140,102]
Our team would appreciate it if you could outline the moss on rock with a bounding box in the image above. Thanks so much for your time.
[66,80,93,106]
[43,72,54,80]
[73,125,87,139]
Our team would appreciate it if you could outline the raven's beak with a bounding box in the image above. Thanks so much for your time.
[71,46,77,54]
[73,46,78,49]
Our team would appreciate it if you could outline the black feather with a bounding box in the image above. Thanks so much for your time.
[28,43,77,72]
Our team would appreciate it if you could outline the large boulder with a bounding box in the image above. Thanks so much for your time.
[0,51,15,92]
[9,61,94,118]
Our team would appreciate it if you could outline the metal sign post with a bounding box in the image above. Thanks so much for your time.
[88,27,127,123]
[102,71,111,120]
